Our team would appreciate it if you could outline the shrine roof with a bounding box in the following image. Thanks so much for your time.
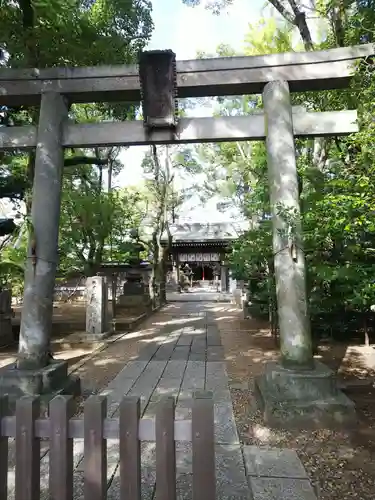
[163,222,248,243]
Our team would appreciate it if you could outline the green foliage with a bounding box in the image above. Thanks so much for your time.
[244,17,297,54]
[0,230,28,293]
[182,8,375,339]
[59,159,143,276]
[0,0,153,67]
[0,0,153,289]
[138,145,201,302]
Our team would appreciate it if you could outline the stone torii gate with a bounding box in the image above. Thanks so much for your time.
[0,44,373,423]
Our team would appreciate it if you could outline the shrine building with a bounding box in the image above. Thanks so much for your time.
[165,222,246,291]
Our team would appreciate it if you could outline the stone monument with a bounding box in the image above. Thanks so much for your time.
[117,241,151,309]
[117,268,150,308]
[85,275,109,340]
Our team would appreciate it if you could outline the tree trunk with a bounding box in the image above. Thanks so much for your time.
[111,273,117,321]
[108,162,113,192]
[149,264,157,309]
[158,246,170,305]
[149,228,159,309]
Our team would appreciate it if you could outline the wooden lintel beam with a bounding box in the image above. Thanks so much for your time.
[0,111,358,151]
[0,44,373,105]
[1,415,192,441]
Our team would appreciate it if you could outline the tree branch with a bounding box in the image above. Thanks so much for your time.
[267,0,295,24]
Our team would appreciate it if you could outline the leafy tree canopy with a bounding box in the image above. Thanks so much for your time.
[179,5,375,340]
[0,0,154,286]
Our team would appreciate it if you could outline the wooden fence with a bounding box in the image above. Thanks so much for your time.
[0,391,215,500]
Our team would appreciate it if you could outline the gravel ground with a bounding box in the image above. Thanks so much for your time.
[215,308,375,500]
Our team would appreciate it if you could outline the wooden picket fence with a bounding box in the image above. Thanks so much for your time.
[0,391,215,500]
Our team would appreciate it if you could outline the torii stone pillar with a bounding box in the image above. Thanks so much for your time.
[254,80,356,428]
[18,92,68,369]
[263,80,313,370]
[0,92,80,398]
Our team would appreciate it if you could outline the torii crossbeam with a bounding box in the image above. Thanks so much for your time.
[0,44,372,427]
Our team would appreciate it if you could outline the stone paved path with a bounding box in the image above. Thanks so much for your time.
[99,302,249,500]
[166,290,232,302]
[7,301,317,499]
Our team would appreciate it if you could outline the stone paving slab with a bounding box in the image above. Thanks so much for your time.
[191,337,207,349]
[175,397,193,420]
[243,446,309,479]
[205,361,229,390]
[250,477,317,500]
[183,326,202,333]
[188,352,206,361]
[171,345,191,360]
[191,333,206,342]
[163,360,187,378]
[127,361,168,400]
[207,346,225,361]
[175,473,194,500]
[142,400,161,418]
[177,335,193,346]
[190,343,207,354]
[107,442,157,500]
[207,332,222,346]
[7,301,320,500]
[214,399,240,444]
[75,438,119,473]
[180,360,206,392]
[112,360,148,380]
[174,442,251,500]
[212,388,232,403]
[179,379,205,395]
[36,438,120,500]
[99,360,149,413]
[136,344,160,360]
[158,337,180,346]
[153,345,176,360]
[183,361,205,380]
[72,440,85,468]
[100,379,136,413]
[216,444,251,500]
[151,377,183,401]
[107,466,156,500]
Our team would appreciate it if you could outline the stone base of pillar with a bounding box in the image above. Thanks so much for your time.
[0,359,80,406]
[255,360,356,429]
[117,294,151,307]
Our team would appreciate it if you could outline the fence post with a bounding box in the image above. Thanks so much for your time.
[155,396,176,500]
[49,395,75,500]
[192,391,216,500]
[119,396,141,500]
[5,392,216,500]
[84,395,107,500]
[15,396,41,500]
[0,396,9,500]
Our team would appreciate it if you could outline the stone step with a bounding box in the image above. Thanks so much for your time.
[243,446,318,500]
